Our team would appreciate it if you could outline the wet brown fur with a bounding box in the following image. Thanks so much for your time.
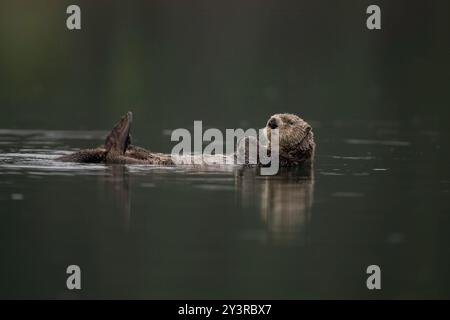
[265,113,315,167]
[57,112,315,166]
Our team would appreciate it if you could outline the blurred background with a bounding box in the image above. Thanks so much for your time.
[0,0,449,150]
[0,0,450,299]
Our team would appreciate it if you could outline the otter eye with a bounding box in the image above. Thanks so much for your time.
[288,120,295,125]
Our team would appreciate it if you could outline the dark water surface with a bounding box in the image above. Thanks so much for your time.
[0,121,449,299]
[1,0,450,299]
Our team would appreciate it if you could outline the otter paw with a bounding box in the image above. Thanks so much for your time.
[237,136,259,165]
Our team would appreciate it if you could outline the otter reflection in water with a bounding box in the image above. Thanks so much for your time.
[106,165,314,242]
[103,165,132,232]
[236,166,314,244]
[105,164,314,243]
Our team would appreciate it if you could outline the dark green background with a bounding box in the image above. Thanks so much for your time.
[0,0,449,299]
[1,1,449,150]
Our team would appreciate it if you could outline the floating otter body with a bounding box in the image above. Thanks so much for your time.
[57,112,315,167]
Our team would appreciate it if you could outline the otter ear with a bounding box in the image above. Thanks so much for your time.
[105,112,133,155]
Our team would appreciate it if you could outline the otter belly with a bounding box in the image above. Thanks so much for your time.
[171,154,236,166]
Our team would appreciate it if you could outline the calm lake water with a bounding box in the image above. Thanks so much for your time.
[0,120,449,299]
[0,0,449,299]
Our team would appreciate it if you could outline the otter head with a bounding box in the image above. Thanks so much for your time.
[265,113,315,166]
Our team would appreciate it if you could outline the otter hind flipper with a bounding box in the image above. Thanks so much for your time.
[104,111,133,155]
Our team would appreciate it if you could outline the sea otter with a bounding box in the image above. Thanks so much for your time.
[57,112,315,167]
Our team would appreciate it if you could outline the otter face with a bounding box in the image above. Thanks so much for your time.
[265,113,315,164]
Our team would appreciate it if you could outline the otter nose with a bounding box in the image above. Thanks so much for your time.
[268,118,278,129]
